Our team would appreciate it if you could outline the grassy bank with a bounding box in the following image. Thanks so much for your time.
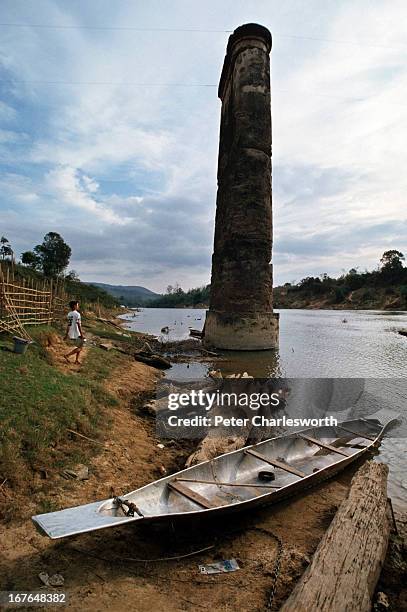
[0,326,122,493]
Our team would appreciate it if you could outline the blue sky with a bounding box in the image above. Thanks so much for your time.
[1,0,406,291]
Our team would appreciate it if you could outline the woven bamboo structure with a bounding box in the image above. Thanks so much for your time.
[0,262,67,338]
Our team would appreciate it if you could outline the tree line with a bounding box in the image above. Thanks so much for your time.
[3,234,405,309]
[147,283,210,307]
[282,250,407,304]
[146,250,407,308]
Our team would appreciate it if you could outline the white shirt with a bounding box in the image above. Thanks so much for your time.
[67,310,81,339]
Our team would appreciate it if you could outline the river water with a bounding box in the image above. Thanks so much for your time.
[121,307,407,508]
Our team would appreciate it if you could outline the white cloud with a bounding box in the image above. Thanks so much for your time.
[45,165,125,224]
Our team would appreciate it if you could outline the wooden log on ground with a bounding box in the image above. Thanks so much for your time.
[134,351,171,369]
[280,460,390,612]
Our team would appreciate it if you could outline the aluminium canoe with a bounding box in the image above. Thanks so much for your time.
[32,410,398,539]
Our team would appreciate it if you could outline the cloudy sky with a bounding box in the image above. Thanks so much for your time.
[1,0,406,291]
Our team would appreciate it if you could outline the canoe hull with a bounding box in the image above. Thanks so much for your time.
[32,411,399,539]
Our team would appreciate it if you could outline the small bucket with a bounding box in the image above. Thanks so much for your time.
[13,336,30,355]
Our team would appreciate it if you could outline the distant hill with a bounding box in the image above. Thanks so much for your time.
[90,282,160,307]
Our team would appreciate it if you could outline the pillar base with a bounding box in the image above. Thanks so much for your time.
[204,310,279,351]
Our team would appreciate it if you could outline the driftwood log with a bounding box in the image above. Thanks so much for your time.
[280,460,390,612]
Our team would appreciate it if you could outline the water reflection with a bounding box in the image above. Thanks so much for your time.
[213,349,281,378]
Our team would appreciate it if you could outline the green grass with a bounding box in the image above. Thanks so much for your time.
[89,326,131,342]
[0,326,120,489]
[80,344,125,390]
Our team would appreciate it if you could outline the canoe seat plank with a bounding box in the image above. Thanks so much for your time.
[175,477,280,489]
[168,481,215,509]
[298,434,349,457]
[245,449,306,478]
[338,425,376,442]
[313,436,350,454]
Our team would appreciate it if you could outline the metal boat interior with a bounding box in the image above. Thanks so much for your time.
[32,413,397,539]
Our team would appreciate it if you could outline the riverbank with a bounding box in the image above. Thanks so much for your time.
[141,286,407,311]
[143,292,407,311]
[1,315,406,610]
[274,285,407,310]
[0,314,166,521]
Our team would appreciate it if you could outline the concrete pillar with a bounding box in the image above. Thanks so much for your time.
[204,23,279,350]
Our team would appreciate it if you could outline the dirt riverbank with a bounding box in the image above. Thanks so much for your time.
[1,322,406,611]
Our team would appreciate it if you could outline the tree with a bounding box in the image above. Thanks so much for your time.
[0,236,13,261]
[21,250,41,271]
[166,282,183,295]
[65,270,80,282]
[380,250,405,283]
[345,267,364,290]
[380,249,404,270]
[34,232,72,277]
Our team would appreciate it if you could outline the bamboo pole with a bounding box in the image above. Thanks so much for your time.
[49,278,53,323]
[0,267,32,339]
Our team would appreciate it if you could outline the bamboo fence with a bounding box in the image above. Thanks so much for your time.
[0,262,67,339]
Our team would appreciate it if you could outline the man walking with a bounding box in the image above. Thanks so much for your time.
[64,300,85,364]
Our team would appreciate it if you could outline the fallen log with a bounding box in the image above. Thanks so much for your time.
[97,317,122,329]
[280,460,390,612]
[134,351,171,369]
[99,343,113,351]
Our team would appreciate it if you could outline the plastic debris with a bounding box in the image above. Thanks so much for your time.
[61,464,89,480]
[39,572,65,587]
[199,559,240,575]
[375,592,390,610]
[208,369,223,379]
[226,372,253,379]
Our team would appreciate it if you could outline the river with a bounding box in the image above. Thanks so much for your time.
[120,307,407,508]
